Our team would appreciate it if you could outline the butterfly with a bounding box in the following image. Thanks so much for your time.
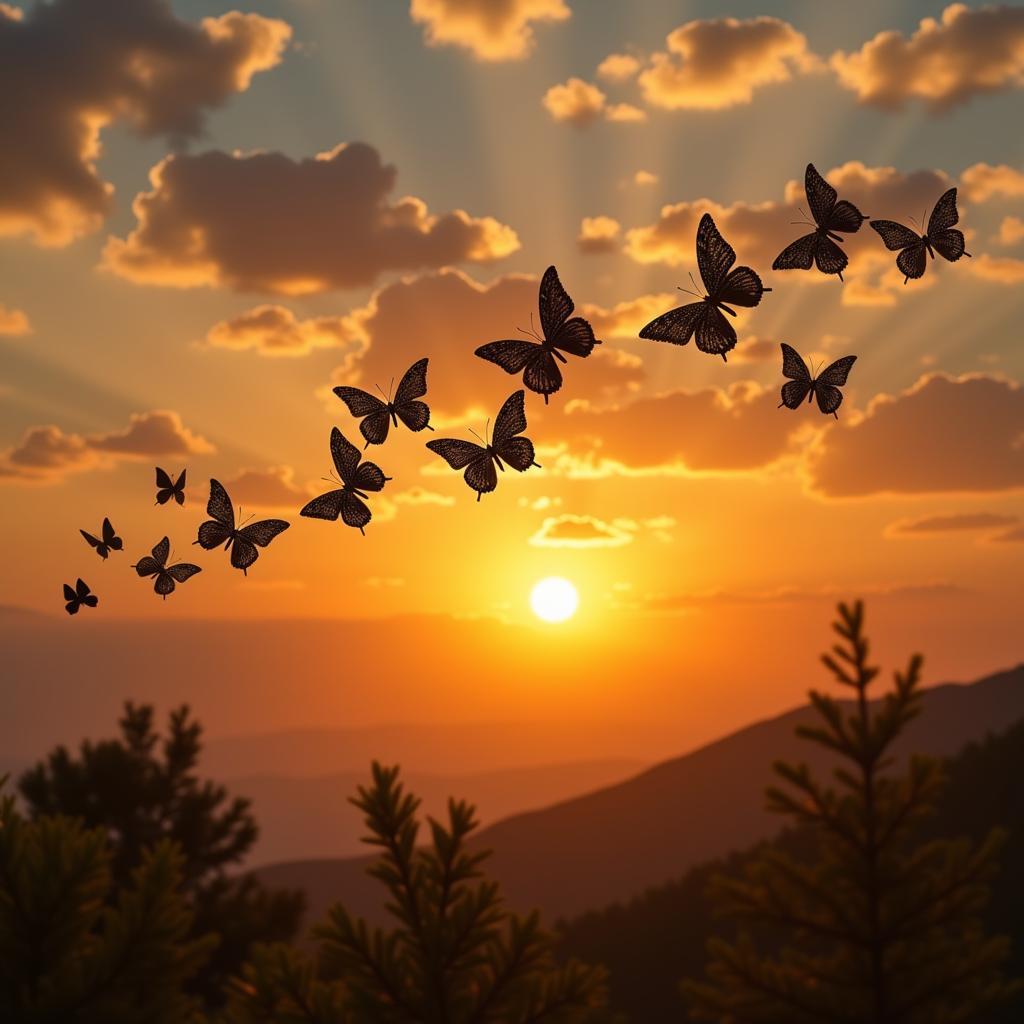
[63,578,98,616]
[778,343,857,419]
[475,266,601,404]
[155,467,186,506]
[80,517,122,559]
[870,188,971,284]
[426,390,539,501]
[194,479,290,574]
[639,214,770,361]
[299,428,390,534]
[333,357,433,447]
[773,163,866,280]
[132,536,202,600]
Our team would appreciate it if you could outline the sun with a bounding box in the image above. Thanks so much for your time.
[530,577,579,623]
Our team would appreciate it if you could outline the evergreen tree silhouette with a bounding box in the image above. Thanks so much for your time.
[0,780,211,1021]
[684,601,1018,1023]
[227,762,607,1023]
[18,702,304,1008]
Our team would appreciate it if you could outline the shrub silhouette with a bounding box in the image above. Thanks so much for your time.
[684,600,1019,1023]
[228,762,608,1022]
[18,702,304,1008]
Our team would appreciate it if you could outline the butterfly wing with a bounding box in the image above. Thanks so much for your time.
[206,479,235,529]
[76,579,97,609]
[696,214,736,296]
[804,164,837,227]
[523,349,563,399]
[354,461,388,493]
[155,466,174,504]
[717,267,766,308]
[395,400,431,433]
[812,356,857,417]
[495,436,536,472]
[695,305,737,359]
[773,232,818,272]
[464,454,498,496]
[154,571,176,597]
[334,387,391,446]
[101,518,122,551]
[63,583,79,614]
[779,344,813,410]
[80,530,106,558]
[826,200,865,234]
[475,339,541,375]
[538,265,574,339]
[932,229,966,263]
[300,489,346,521]
[638,302,704,347]
[237,520,290,548]
[814,237,848,277]
[340,492,373,531]
[172,469,186,504]
[330,428,363,486]
[550,318,598,358]
[426,438,488,470]
[927,188,959,235]
[492,390,528,446]
[870,220,921,251]
[133,556,161,577]
[897,243,928,281]
[151,536,170,567]
[166,563,202,583]
[392,358,431,433]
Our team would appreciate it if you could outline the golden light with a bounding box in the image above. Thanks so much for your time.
[530,577,579,623]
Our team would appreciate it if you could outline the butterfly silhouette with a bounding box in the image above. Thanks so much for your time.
[155,467,186,506]
[475,266,601,404]
[778,343,857,418]
[299,428,390,534]
[80,518,122,559]
[426,390,539,501]
[132,536,202,600]
[870,188,970,283]
[63,578,98,616]
[639,214,770,361]
[194,479,290,574]
[773,163,866,280]
[333,357,433,447]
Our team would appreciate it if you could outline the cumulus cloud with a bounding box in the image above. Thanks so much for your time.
[997,216,1024,245]
[0,304,30,336]
[731,336,778,363]
[542,77,607,124]
[0,410,213,483]
[605,102,647,122]
[552,381,802,475]
[808,373,1024,498]
[409,0,569,61]
[218,466,311,509]
[204,305,360,357]
[632,170,659,187]
[102,143,520,293]
[885,512,1019,537]
[577,215,621,253]
[960,162,1024,202]
[639,16,819,111]
[970,254,1024,284]
[831,4,1024,111]
[597,53,641,81]
[624,162,954,306]
[327,269,644,417]
[529,514,634,548]
[0,0,290,246]
[582,292,677,338]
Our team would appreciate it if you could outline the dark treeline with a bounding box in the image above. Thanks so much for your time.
[1,603,1021,1023]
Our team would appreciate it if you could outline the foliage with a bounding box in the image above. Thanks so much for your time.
[683,601,1018,1023]
[0,781,211,1022]
[227,762,608,1023]
[18,702,304,1006]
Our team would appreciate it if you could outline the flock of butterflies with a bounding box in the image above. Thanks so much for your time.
[63,164,971,615]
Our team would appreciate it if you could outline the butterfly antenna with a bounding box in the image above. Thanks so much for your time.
[468,426,486,444]
[676,285,702,298]
[485,417,491,446]
[389,376,395,402]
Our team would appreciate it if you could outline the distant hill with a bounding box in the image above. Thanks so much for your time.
[556,714,1024,1023]
[256,664,1024,930]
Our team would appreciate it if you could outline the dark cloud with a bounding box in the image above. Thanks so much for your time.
[886,513,1019,536]
[103,143,520,293]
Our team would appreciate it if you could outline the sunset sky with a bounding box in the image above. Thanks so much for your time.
[2,1,1023,754]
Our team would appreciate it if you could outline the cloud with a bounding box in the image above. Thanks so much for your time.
[392,486,455,508]
[0,304,30,336]
[605,103,647,122]
[0,0,290,246]
[204,305,360,357]
[997,216,1024,245]
[597,53,641,81]
[623,162,953,305]
[970,254,1024,284]
[581,292,677,338]
[529,514,634,548]
[731,336,778,363]
[960,162,1024,202]
[633,170,659,187]
[553,381,802,475]
[577,215,621,253]
[102,143,520,293]
[990,524,1024,544]
[886,512,1019,537]
[409,0,569,61]
[542,77,607,124]
[831,4,1024,111]
[327,269,644,417]
[0,410,213,483]
[218,466,311,509]
[807,373,1024,498]
[639,16,819,111]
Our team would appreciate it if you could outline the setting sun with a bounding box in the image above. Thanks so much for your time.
[530,577,579,623]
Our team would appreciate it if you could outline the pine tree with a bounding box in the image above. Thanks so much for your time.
[227,762,607,1023]
[0,780,212,1022]
[684,600,1018,1024]
[18,702,304,1007]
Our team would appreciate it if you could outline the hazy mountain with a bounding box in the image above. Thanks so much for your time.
[256,664,1024,929]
